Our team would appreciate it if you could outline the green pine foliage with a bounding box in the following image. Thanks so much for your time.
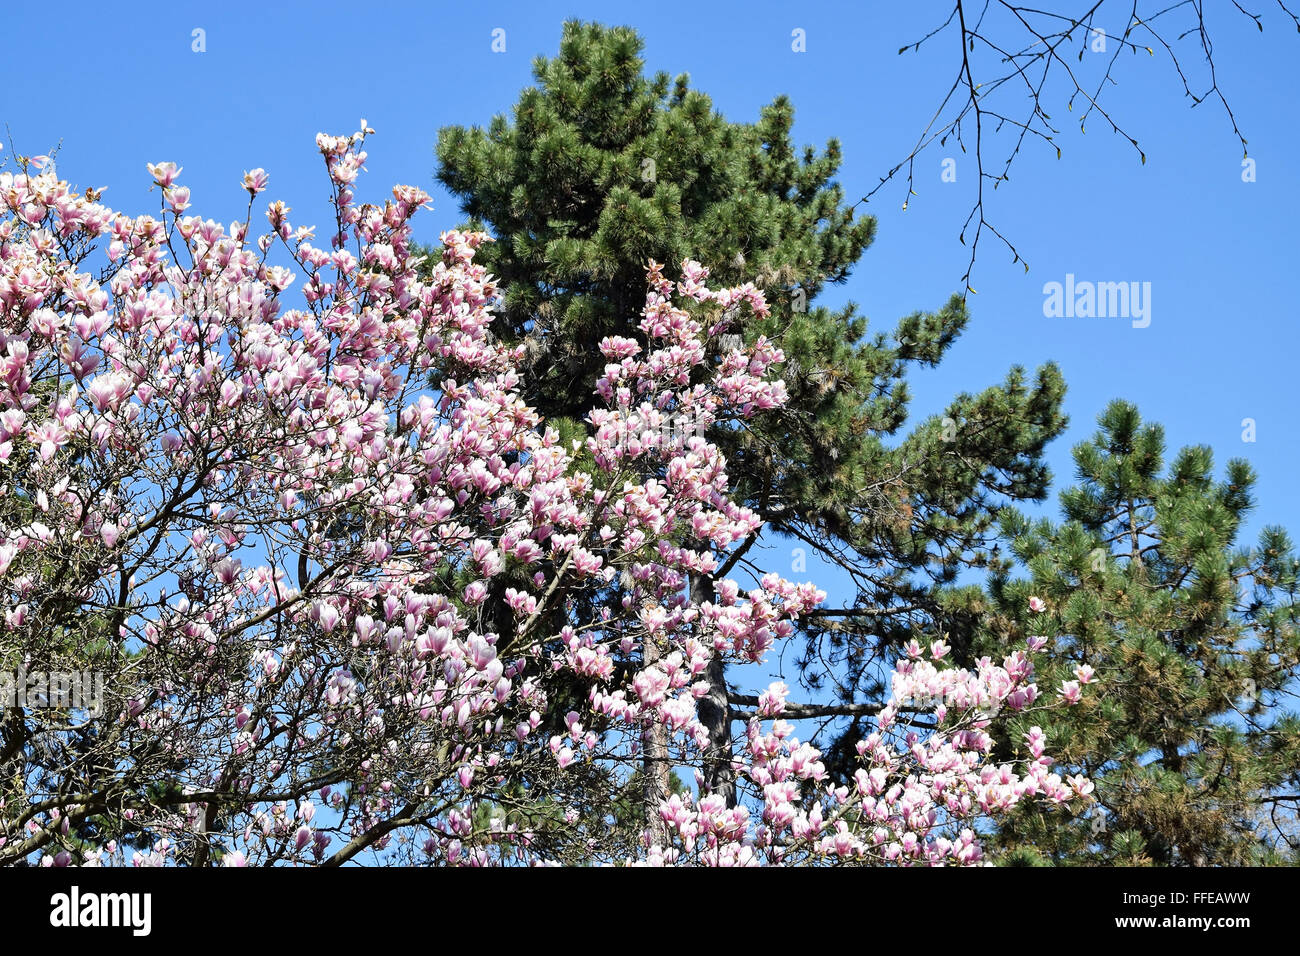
[434,21,1069,751]
[981,400,1300,865]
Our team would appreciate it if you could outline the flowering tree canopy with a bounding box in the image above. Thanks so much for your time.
[0,128,1090,866]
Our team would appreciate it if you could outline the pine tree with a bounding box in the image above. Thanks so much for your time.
[434,20,1068,815]
[981,400,1300,865]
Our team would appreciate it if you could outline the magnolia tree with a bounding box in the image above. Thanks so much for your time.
[0,128,1092,866]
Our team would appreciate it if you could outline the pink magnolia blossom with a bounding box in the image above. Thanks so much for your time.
[0,129,1091,868]
[242,168,269,195]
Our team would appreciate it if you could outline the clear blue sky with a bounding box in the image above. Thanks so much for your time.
[4,0,1298,566]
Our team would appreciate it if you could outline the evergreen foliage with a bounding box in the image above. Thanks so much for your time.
[435,21,1069,747]
[982,401,1300,864]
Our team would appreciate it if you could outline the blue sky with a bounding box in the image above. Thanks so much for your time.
[3,0,1297,587]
